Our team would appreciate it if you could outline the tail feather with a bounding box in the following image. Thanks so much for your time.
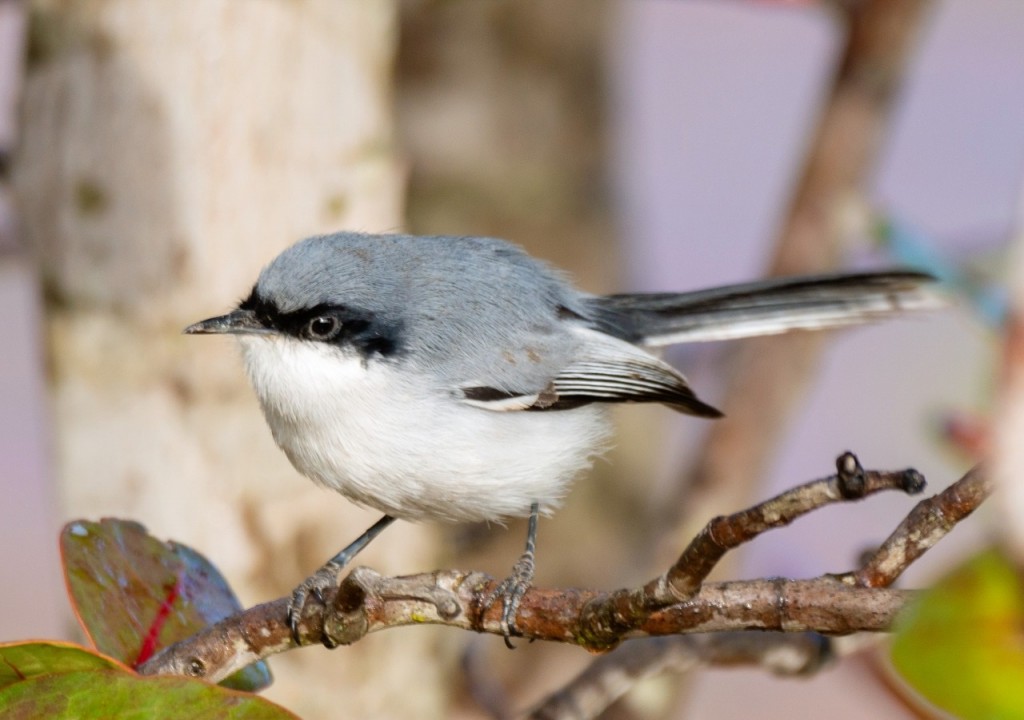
[586,270,941,347]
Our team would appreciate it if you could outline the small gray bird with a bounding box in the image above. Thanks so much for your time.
[185,231,938,646]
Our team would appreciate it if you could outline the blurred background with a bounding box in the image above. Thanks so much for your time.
[1,0,1021,718]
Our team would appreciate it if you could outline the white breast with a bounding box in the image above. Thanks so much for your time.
[237,335,611,523]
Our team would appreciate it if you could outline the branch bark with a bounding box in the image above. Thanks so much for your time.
[526,632,831,720]
[849,464,992,588]
[139,572,912,686]
[138,457,988,688]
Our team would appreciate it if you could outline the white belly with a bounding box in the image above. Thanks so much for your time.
[238,335,611,523]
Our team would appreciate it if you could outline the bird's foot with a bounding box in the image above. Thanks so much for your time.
[286,515,396,648]
[287,562,342,648]
[483,549,535,649]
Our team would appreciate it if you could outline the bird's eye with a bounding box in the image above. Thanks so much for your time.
[305,315,341,340]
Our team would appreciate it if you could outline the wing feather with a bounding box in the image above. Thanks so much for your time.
[458,327,722,418]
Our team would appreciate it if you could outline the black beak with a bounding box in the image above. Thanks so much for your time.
[183,308,270,335]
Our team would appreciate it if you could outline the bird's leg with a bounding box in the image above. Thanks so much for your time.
[484,501,539,649]
[288,514,396,646]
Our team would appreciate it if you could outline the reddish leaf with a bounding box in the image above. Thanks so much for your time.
[61,519,271,692]
[937,410,989,462]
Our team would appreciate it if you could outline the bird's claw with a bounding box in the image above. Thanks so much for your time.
[483,551,535,649]
[287,564,341,647]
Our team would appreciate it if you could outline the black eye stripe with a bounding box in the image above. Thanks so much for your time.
[241,289,402,358]
[274,303,345,336]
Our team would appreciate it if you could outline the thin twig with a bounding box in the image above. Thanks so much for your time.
[658,452,924,601]
[848,464,990,588]
[527,633,831,720]
[575,453,923,648]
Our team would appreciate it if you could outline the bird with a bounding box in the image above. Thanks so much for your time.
[184,231,938,646]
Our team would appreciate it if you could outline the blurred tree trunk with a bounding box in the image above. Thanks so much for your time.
[12,2,449,717]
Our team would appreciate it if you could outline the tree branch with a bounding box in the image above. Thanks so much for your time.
[526,460,987,719]
[526,632,832,720]
[137,455,986,688]
[140,570,912,685]
[847,464,992,588]
[653,451,923,602]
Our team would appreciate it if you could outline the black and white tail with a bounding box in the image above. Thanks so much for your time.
[587,270,941,347]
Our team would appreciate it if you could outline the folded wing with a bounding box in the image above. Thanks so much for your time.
[458,327,722,417]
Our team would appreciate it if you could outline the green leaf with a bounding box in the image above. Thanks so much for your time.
[0,641,295,719]
[0,641,124,691]
[61,519,271,692]
[0,670,296,719]
[890,547,1024,719]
